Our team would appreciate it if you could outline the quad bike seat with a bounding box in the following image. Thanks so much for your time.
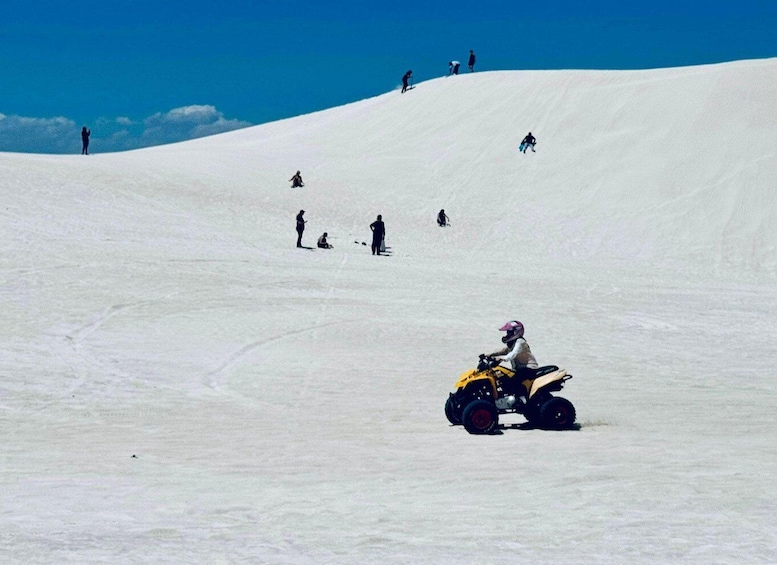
[534,365,559,377]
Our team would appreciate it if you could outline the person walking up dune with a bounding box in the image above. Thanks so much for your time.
[402,70,413,93]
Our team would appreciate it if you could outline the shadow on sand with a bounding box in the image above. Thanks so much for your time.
[449,422,582,435]
[499,422,582,432]
[353,241,393,256]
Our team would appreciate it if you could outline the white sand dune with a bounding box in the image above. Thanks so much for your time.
[1,59,776,563]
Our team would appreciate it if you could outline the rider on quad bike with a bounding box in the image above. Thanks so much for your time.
[485,320,538,410]
[445,320,577,433]
[488,320,537,376]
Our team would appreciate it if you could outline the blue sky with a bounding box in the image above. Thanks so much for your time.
[1,0,776,153]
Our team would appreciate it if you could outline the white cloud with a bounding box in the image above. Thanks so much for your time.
[145,104,221,125]
[0,105,251,154]
[0,114,78,153]
[135,105,250,149]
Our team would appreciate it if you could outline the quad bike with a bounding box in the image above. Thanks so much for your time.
[445,355,576,434]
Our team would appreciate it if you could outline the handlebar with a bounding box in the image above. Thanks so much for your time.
[477,354,500,371]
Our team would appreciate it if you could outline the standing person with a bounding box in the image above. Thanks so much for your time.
[519,132,537,153]
[296,210,306,248]
[468,50,476,72]
[370,214,386,255]
[81,126,91,155]
[401,70,413,93]
[437,209,449,227]
[448,61,460,75]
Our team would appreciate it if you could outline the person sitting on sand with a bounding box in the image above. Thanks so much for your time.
[317,232,333,249]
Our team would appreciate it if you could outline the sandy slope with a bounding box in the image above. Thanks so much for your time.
[1,59,776,564]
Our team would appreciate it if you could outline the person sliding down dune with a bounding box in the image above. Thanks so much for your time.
[290,171,304,188]
[519,132,536,154]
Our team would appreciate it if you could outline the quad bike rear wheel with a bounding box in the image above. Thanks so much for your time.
[462,399,499,434]
[539,397,576,429]
[445,395,462,425]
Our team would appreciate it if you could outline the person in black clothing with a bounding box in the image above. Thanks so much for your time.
[289,171,304,188]
[296,210,306,247]
[437,209,449,227]
[468,50,476,72]
[520,132,537,153]
[401,70,413,93]
[370,214,385,255]
[81,126,91,155]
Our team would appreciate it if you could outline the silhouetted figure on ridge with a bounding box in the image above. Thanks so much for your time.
[449,61,460,75]
[468,50,476,72]
[402,70,413,93]
[81,126,91,155]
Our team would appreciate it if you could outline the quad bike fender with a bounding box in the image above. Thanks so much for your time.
[453,369,478,390]
[453,369,498,398]
[528,369,569,399]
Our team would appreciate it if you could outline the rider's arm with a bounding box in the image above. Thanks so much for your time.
[498,339,525,363]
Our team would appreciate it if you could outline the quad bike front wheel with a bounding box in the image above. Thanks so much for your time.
[445,395,462,425]
[462,399,499,434]
[539,397,576,429]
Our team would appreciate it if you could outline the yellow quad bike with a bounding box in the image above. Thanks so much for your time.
[445,355,576,434]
